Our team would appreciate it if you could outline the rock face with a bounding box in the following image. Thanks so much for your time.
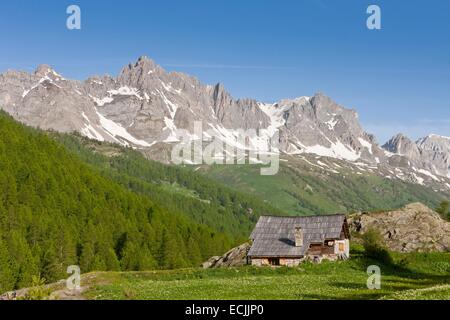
[383,134,421,160]
[416,135,450,178]
[0,56,449,191]
[348,203,450,252]
[202,243,251,268]
[383,134,450,179]
[271,94,386,163]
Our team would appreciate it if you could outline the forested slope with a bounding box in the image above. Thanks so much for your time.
[53,133,284,238]
[0,111,233,292]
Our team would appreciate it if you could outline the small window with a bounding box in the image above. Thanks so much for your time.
[339,243,345,252]
[268,258,280,266]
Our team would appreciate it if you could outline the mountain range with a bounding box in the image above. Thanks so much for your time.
[0,56,449,192]
[0,56,449,294]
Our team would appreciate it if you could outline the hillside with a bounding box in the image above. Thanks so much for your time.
[51,132,285,238]
[198,156,448,215]
[0,111,234,293]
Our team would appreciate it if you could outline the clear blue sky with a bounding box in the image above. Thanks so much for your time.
[1,0,449,143]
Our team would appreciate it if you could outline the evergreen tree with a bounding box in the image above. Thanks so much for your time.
[436,201,449,220]
[159,229,187,269]
[186,236,202,267]
[79,242,96,273]
[7,231,39,288]
[0,239,15,292]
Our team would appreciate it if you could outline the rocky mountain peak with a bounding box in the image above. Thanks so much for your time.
[34,64,53,75]
[211,83,229,104]
[383,134,418,155]
[417,134,450,150]
[34,64,64,81]
[309,93,359,120]
[382,133,450,179]
[310,92,331,105]
[135,55,159,70]
[416,134,450,178]
[119,56,163,82]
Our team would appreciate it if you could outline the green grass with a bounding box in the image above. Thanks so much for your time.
[80,250,450,300]
[158,181,210,203]
[199,157,448,215]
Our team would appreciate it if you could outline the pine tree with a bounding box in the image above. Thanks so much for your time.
[0,239,15,292]
[186,236,202,267]
[159,229,187,269]
[79,242,96,272]
[41,243,63,283]
[7,231,39,288]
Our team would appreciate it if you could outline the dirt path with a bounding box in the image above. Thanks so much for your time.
[0,273,102,300]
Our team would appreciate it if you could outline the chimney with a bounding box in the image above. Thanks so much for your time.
[294,226,303,247]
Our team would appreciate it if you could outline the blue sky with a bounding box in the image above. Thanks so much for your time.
[1,0,449,143]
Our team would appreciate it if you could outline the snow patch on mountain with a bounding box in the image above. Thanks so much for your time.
[358,137,373,154]
[258,102,288,137]
[160,80,182,95]
[417,169,440,182]
[80,112,105,141]
[108,86,142,98]
[157,89,179,118]
[163,117,180,143]
[22,75,58,98]
[90,95,114,107]
[302,141,361,161]
[325,117,338,130]
[95,109,151,147]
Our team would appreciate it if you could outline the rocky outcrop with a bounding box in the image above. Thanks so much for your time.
[202,243,251,268]
[348,203,450,252]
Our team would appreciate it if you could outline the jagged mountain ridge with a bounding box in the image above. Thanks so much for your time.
[383,133,450,179]
[0,56,449,191]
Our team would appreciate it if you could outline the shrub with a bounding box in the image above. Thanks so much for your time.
[362,228,393,265]
[21,275,52,300]
[436,201,449,221]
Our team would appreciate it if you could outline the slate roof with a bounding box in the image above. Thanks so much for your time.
[248,214,348,258]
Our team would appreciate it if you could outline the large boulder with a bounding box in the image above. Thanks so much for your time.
[202,243,251,268]
[348,203,450,252]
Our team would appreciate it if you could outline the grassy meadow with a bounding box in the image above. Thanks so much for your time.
[79,247,449,300]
